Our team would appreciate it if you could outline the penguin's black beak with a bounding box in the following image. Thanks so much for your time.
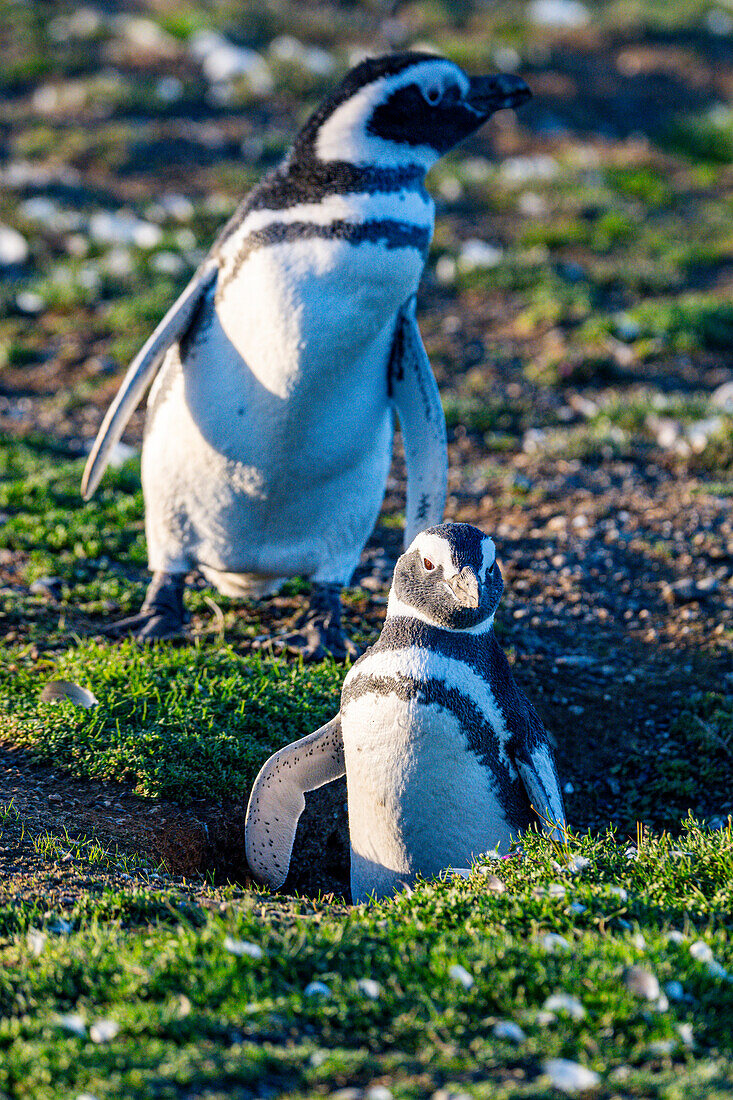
[467,73,532,116]
[447,566,480,609]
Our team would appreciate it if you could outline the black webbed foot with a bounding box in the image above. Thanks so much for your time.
[103,572,188,642]
[254,583,359,662]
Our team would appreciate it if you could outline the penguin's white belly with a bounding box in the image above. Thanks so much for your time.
[342,689,515,903]
[142,236,423,583]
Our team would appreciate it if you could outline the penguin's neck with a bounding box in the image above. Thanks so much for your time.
[384,594,496,635]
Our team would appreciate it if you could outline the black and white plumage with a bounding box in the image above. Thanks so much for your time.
[245,523,566,902]
[81,53,531,653]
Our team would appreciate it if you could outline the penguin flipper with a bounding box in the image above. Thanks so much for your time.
[515,742,566,843]
[80,260,219,500]
[389,297,447,548]
[245,715,345,890]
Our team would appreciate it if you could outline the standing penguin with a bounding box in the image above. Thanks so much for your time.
[81,54,531,657]
[245,522,566,902]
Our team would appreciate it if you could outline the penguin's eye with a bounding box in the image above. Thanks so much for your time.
[423,557,435,571]
[423,85,442,106]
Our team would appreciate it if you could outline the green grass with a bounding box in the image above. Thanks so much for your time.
[0,641,343,802]
[1,826,732,1098]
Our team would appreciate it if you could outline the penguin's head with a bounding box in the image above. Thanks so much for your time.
[387,522,504,631]
[294,52,531,171]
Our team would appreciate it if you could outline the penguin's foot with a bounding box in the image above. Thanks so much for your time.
[254,583,359,662]
[103,572,188,642]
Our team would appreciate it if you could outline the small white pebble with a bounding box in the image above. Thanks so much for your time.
[543,1058,600,1094]
[665,980,685,1001]
[223,936,263,959]
[566,855,590,874]
[366,1087,393,1100]
[633,933,646,950]
[622,965,660,1000]
[707,960,729,980]
[544,992,586,1019]
[607,886,628,902]
[690,941,714,963]
[655,993,669,1012]
[89,1019,119,1043]
[56,1012,86,1037]
[677,1022,694,1047]
[647,1038,675,1056]
[666,930,685,944]
[480,872,506,894]
[357,978,381,1000]
[448,963,474,990]
[493,1019,526,1042]
[76,1094,100,1100]
[537,932,571,954]
[435,255,456,284]
[27,930,47,957]
[535,1009,557,1026]
[609,1065,631,1081]
[569,902,586,914]
[304,981,331,998]
[547,883,566,898]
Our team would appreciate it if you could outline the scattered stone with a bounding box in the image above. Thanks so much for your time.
[435,255,457,284]
[664,980,685,1001]
[547,883,566,898]
[15,291,45,315]
[0,224,28,266]
[500,154,559,185]
[40,681,98,709]
[677,1022,694,1047]
[534,1009,557,1027]
[622,965,660,1000]
[607,886,628,902]
[27,930,47,957]
[448,963,474,990]
[711,379,733,412]
[56,1012,86,1037]
[90,1019,120,1043]
[270,36,335,75]
[357,978,381,1000]
[90,212,163,249]
[458,239,503,270]
[689,941,714,963]
[544,992,586,1019]
[304,980,332,998]
[566,855,590,874]
[543,1058,600,1094]
[663,577,718,604]
[155,76,184,103]
[105,442,138,469]
[666,930,685,944]
[563,781,575,794]
[569,902,587,914]
[646,1038,675,1057]
[30,576,63,600]
[537,933,571,953]
[365,1087,393,1100]
[190,31,273,92]
[479,872,506,894]
[223,936,263,959]
[492,1019,526,1042]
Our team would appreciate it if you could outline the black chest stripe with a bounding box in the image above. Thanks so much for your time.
[342,669,534,831]
[218,218,430,298]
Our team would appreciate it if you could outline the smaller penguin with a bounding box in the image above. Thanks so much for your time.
[245,522,566,902]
